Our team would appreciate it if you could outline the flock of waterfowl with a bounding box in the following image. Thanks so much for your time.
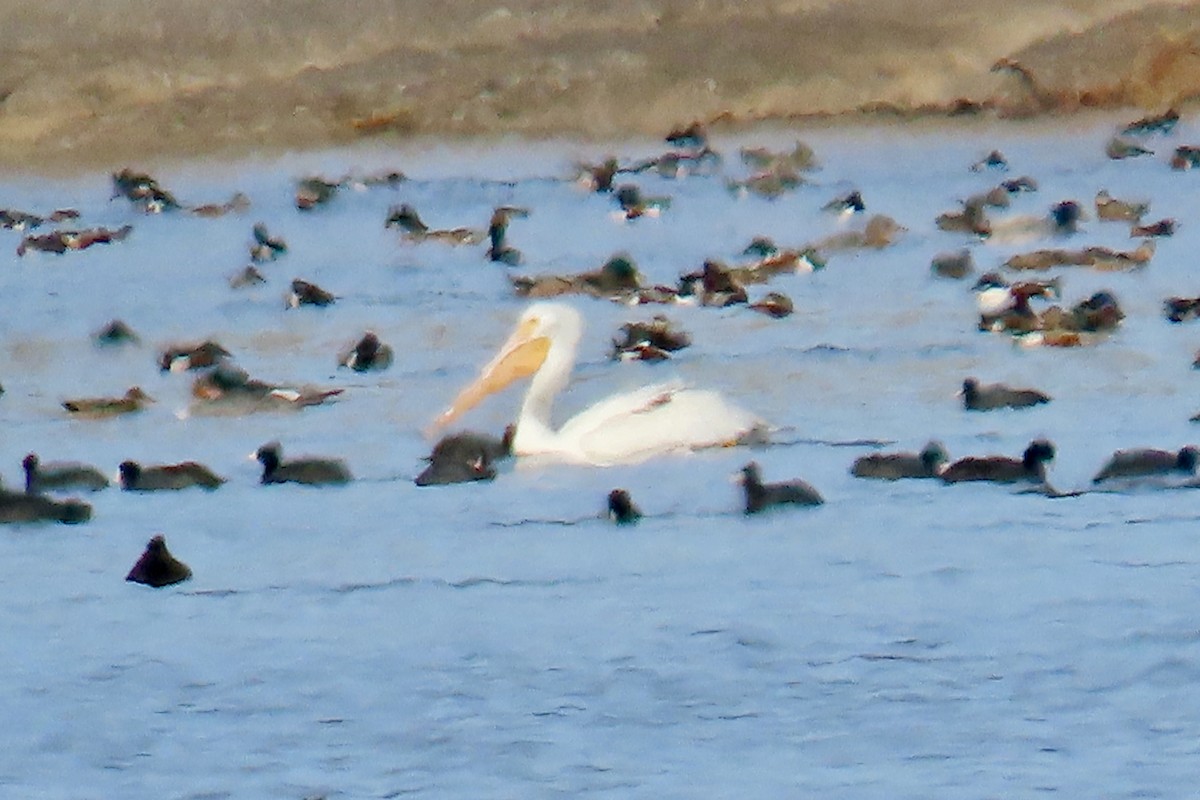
[4,108,1200,585]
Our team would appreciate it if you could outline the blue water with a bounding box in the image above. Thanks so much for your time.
[3,117,1200,798]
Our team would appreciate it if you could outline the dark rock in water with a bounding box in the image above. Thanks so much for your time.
[0,487,91,524]
[415,426,514,487]
[738,462,823,514]
[607,489,642,524]
[126,535,192,587]
[255,442,352,486]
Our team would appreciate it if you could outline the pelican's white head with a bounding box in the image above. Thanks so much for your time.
[431,303,583,432]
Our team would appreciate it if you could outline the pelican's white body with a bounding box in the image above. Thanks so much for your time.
[443,303,764,466]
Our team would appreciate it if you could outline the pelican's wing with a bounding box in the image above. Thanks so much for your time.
[565,382,763,465]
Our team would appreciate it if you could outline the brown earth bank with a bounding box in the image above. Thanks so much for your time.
[1,0,1199,173]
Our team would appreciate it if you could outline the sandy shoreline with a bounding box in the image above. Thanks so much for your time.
[1,0,1199,174]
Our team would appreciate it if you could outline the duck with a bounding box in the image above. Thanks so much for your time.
[287,278,336,308]
[628,147,721,179]
[936,196,991,236]
[62,386,153,417]
[980,185,1012,208]
[985,200,1085,242]
[931,249,973,280]
[970,149,1008,171]
[415,426,515,486]
[1131,219,1175,238]
[851,441,949,480]
[510,254,643,300]
[229,265,268,288]
[295,177,340,210]
[93,319,140,346]
[676,260,748,307]
[22,453,109,493]
[125,535,192,587]
[1122,108,1179,136]
[610,316,692,361]
[748,292,795,319]
[249,223,288,262]
[254,442,352,486]
[1170,146,1200,171]
[1105,137,1153,160]
[576,157,621,193]
[118,460,226,491]
[0,488,91,524]
[1093,447,1199,484]
[739,141,816,172]
[813,215,904,250]
[1165,296,1200,323]
[665,121,708,150]
[1000,176,1039,193]
[738,462,824,514]
[821,190,865,216]
[159,340,232,372]
[613,184,671,220]
[190,364,343,414]
[1095,190,1148,222]
[961,378,1050,411]
[385,203,484,244]
[974,274,1060,333]
[0,207,45,230]
[727,165,805,200]
[941,439,1056,484]
[339,331,394,372]
[188,192,250,218]
[607,489,643,524]
[431,303,765,465]
[18,225,133,256]
[111,168,180,212]
[486,206,529,265]
[1004,240,1154,272]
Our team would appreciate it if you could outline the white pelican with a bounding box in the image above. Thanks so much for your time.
[431,303,765,465]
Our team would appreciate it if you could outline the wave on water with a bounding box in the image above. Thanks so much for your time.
[1,0,1199,170]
